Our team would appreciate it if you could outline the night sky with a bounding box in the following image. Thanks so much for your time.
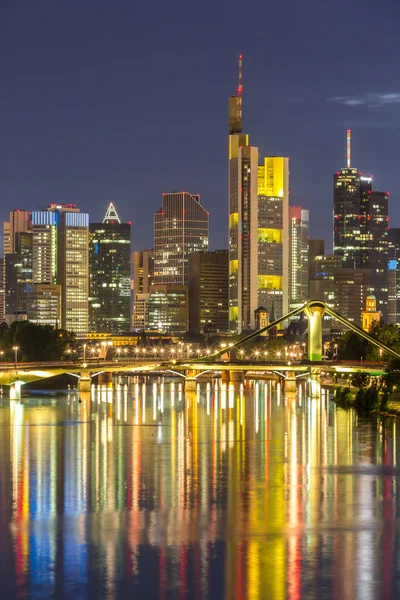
[1,0,400,252]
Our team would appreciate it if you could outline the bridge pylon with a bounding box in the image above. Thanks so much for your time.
[304,301,326,362]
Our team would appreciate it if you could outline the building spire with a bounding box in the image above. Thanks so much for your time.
[347,129,351,168]
[103,202,121,224]
[237,54,243,96]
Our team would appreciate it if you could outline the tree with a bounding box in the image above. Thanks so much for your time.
[0,321,76,362]
[365,322,400,361]
[338,331,368,361]
[351,371,370,388]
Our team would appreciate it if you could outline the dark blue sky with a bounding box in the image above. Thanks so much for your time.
[1,0,400,252]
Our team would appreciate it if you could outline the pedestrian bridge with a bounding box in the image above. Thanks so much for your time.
[0,300,397,394]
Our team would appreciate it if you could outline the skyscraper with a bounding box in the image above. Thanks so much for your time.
[228,56,259,333]
[257,158,290,319]
[154,192,209,285]
[188,250,229,334]
[89,203,131,334]
[388,228,400,325]
[32,204,89,335]
[289,206,309,309]
[333,131,389,317]
[132,250,154,331]
[5,232,32,316]
[228,57,290,333]
[2,210,32,321]
[3,210,31,255]
[0,259,4,323]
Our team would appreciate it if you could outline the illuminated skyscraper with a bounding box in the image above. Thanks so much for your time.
[89,203,131,334]
[257,157,290,319]
[154,192,209,285]
[5,232,32,316]
[132,249,154,330]
[188,250,229,334]
[333,131,388,317]
[289,206,309,309]
[32,204,89,335]
[388,228,400,325]
[228,56,259,333]
[0,259,4,323]
[3,210,31,255]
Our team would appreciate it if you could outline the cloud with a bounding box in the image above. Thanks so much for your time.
[328,92,400,108]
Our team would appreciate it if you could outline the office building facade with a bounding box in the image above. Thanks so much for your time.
[5,232,32,316]
[89,203,131,334]
[32,204,89,335]
[132,250,155,330]
[26,283,62,327]
[388,228,400,325]
[154,192,209,285]
[188,250,229,334]
[257,158,290,320]
[333,132,389,318]
[289,206,309,309]
[148,285,188,333]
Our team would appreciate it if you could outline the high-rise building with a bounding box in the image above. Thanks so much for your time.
[313,254,369,328]
[133,250,154,295]
[32,211,58,284]
[32,204,89,335]
[5,231,32,316]
[148,285,188,333]
[2,210,32,320]
[361,191,389,317]
[89,203,131,334]
[333,131,389,318]
[289,206,309,309]
[388,228,400,325]
[308,239,325,295]
[154,192,209,285]
[257,158,290,321]
[188,250,229,334]
[26,283,61,327]
[228,57,290,333]
[3,210,31,255]
[228,56,259,333]
[132,250,155,331]
[0,258,4,323]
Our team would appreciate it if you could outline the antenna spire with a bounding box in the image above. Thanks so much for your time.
[347,129,351,168]
[237,54,243,96]
[103,202,121,224]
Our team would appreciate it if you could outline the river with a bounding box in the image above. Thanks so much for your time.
[0,378,399,599]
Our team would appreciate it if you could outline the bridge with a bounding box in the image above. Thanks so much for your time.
[1,301,398,398]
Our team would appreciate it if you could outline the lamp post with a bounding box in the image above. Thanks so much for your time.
[83,343,87,363]
[13,346,19,367]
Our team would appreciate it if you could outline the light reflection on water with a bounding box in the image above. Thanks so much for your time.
[0,378,399,599]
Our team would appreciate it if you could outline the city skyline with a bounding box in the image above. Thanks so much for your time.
[1,1,400,253]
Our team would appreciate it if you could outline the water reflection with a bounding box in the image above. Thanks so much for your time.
[0,379,399,599]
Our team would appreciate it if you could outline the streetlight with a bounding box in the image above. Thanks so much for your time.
[13,346,19,366]
[277,351,281,360]
[0,350,4,361]
[379,348,383,361]
[393,385,397,399]
[83,343,87,363]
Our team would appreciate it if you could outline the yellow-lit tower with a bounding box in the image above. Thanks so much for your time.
[228,55,259,333]
[257,157,290,319]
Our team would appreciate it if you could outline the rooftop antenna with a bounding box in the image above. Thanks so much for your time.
[103,202,121,224]
[237,54,243,96]
[347,129,351,168]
